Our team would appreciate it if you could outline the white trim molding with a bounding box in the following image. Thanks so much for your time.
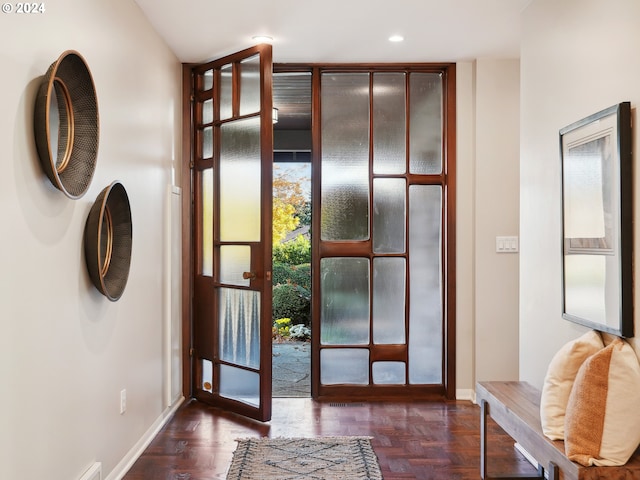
[105,396,185,480]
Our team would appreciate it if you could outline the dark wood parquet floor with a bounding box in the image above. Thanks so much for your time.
[123,398,538,480]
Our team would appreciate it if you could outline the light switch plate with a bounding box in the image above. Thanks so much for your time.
[496,236,519,253]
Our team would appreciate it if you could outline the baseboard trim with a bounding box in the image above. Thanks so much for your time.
[105,396,185,480]
[456,388,475,402]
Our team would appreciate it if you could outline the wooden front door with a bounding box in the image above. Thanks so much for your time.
[188,44,273,421]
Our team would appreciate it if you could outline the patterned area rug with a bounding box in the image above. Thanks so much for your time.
[226,436,383,480]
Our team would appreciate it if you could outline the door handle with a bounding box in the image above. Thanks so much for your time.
[242,271,257,280]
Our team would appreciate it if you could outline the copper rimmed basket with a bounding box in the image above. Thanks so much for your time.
[34,50,99,199]
[84,182,132,301]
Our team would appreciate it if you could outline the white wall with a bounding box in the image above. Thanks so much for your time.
[457,59,521,395]
[520,0,640,388]
[0,1,182,479]
[475,59,520,382]
[456,61,477,396]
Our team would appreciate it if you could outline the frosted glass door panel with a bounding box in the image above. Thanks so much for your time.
[202,69,213,91]
[320,257,370,345]
[201,168,213,276]
[372,361,406,384]
[409,73,442,175]
[320,349,369,385]
[202,98,213,124]
[219,288,260,369]
[220,63,233,120]
[239,55,260,116]
[373,257,406,344]
[373,73,406,174]
[220,245,251,286]
[202,127,213,159]
[219,364,260,407]
[321,73,370,241]
[408,185,443,384]
[201,358,213,393]
[220,118,261,242]
[373,178,406,253]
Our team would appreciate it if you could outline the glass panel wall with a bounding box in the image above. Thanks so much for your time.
[318,68,447,392]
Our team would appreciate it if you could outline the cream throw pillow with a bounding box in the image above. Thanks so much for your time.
[564,337,640,466]
[540,330,604,440]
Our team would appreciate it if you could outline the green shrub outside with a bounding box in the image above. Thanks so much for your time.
[273,236,311,265]
[272,283,311,327]
[272,263,310,290]
[272,235,312,330]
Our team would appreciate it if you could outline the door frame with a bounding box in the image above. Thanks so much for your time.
[181,61,456,404]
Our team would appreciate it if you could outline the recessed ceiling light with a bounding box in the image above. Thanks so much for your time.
[389,35,404,43]
[252,35,273,44]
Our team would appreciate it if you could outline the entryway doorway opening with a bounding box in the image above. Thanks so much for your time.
[271,71,312,398]
[184,52,457,422]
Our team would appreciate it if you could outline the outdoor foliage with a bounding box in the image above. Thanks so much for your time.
[271,164,312,336]
[273,235,311,265]
[272,168,307,244]
[272,283,311,327]
[273,263,311,290]
[289,324,311,340]
[273,317,291,337]
[296,200,311,227]
[273,199,298,245]
[272,318,311,341]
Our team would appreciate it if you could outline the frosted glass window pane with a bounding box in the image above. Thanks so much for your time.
[320,258,370,345]
[373,257,406,344]
[373,178,406,253]
[320,349,369,385]
[220,63,233,120]
[409,73,442,174]
[219,364,259,407]
[202,99,213,124]
[239,55,260,116]
[320,73,369,241]
[202,69,213,91]
[373,73,406,174]
[201,169,213,276]
[372,361,406,385]
[220,245,251,287]
[219,288,260,369]
[408,185,442,384]
[202,127,213,159]
[201,358,213,393]
[220,118,261,242]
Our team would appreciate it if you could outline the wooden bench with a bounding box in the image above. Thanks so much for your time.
[476,381,640,480]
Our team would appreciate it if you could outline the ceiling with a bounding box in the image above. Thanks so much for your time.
[133,0,531,64]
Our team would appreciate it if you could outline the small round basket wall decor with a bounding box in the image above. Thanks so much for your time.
[34,50,99,199]
[84,181,132,301]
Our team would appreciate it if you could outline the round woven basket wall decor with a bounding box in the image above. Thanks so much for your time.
[34,50,99,199]
[84,182,132,301]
